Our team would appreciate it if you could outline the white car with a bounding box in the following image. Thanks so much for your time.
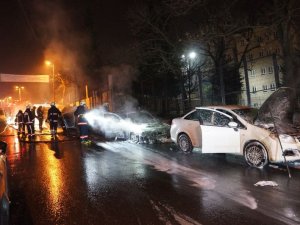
[170,104,300,168]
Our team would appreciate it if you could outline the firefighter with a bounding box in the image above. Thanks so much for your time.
[31,106,37,133]
[37,106,44,132]
[24,105,35,139]
[74,100,89,143]
[47,102,62,139]
[15,110,25,136]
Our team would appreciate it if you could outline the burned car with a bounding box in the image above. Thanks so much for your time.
[170,87,300,168]
[85,109,127,140]
[61,106,77,130]
[121,111,170,144]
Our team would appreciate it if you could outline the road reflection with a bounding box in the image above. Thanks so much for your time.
[42,144,64,214]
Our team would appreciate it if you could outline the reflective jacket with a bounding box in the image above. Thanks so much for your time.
[15,111,24,124]
[24,109,34,124]
[74,105,88,125]
[47,106,62,123]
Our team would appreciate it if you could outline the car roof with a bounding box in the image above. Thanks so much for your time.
[195,105,252,111]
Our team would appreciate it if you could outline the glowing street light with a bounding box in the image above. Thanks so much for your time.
[15,86,24,102]
[45,60,55,102]
[188,51,197,59]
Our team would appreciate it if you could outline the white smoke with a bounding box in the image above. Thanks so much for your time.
[85,106,147,135]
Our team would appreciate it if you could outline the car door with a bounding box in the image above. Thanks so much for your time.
[182,110,202,146]
[198,108,240,153]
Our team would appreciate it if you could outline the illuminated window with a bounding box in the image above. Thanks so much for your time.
[263,85,268,92]
[270,83,276,90]
[268,66,273,74]
[250,69,256,77]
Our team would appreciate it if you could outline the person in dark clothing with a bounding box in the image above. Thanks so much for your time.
[31,106,37,133]
[37,106,44,132]
[74,101,89,143]
[47,102,62,139]
[24,105,35,139]
[15,110,25,136]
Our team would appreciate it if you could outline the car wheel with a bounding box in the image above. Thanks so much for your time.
[244,141,268,168]
[178,134,193,153]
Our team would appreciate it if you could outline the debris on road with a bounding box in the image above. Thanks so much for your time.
[254,181,279,187]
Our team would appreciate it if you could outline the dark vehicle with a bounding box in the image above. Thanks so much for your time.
[121,111,170,143]
[61,106,77,130]
[0,141,9,225]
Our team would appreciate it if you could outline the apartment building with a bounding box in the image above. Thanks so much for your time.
[237,29,283,108]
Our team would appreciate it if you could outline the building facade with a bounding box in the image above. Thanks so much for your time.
[238,29,283,108]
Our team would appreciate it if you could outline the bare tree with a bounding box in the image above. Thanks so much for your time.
[265,0,300,89]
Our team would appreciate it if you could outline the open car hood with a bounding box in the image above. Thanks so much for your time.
[254,87,300,134]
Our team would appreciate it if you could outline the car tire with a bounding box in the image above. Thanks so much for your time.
[244,141,268,168]
[178,134,193,153]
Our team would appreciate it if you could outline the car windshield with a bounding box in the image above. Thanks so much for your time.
[232,108,258,124]
[127,112,156,124]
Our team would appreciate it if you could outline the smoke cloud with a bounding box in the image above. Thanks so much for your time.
[85,106,147,135]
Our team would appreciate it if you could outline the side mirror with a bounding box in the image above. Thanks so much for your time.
[228,121,238,128]
[0,141,7,154]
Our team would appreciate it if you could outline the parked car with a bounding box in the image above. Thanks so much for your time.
[121,111,170,143]
[0,141,9,225]
[170,88,300,168]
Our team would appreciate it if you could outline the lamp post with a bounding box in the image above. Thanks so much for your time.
[15,86,24,102]
[45,60,55,102]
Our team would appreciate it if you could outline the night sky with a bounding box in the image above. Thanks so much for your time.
[0,0,136,99]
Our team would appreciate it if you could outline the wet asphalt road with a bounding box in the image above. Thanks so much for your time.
[1,126,300,225]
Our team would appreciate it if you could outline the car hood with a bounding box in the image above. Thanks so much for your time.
[254,87,299,134]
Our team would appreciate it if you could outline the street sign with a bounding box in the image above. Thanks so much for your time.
[0,74,49,83]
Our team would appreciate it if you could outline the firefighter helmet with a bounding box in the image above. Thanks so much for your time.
[26,105,30,109]
[80,100,86,106]
[50,102,56,106]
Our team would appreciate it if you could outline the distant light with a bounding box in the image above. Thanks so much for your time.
[181,54,185,59]
[189,52,197,59]
[45,60,52,66]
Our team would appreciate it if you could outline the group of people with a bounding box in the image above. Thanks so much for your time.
[15,102,62,139]
[15,100,91,143]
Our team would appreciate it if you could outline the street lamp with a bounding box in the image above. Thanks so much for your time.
[188,51,197,59]
[45,60,55,102]
[15,86,24,102]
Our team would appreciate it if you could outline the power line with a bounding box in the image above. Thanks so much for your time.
[16,0,39,42]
